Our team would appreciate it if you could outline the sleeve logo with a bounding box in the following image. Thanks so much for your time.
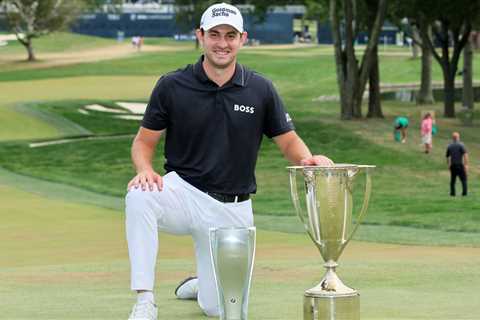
[285,113,292,122]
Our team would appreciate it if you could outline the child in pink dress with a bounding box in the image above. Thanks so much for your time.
[421,113,433,153]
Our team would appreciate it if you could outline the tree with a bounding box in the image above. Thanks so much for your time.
[389,2,435,105]
[330,0,387,119]
[364,0,384,118]
[0,0,120,61]
[462,15,480,111]
[416,0,480,117]
[462,40,474,109]
[408,20,436,105]
[313,0,385,119]
[409,24,420,59]
[416,22,435,104]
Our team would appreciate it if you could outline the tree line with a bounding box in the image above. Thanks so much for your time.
[1,0,478,119]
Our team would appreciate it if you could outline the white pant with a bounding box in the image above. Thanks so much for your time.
[125,171,254,316]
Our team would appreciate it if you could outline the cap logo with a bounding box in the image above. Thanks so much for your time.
[212,7,237,18]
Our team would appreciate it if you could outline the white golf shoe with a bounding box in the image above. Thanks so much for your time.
[128,300,158,320]
[174,276,198,300]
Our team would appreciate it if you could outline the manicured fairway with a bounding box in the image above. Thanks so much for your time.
[0,104,60,141]
[0,76,156,106]
[1,182,479,319]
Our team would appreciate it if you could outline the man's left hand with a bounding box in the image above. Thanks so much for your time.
[300,155,334,166]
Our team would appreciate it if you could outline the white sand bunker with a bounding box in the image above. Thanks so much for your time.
[78,102,146,121]
[84,104,127,113]
[116,102,147,114]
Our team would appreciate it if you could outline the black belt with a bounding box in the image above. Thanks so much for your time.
[205,191,250,203]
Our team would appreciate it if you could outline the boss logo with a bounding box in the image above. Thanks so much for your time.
[234,104,255,114]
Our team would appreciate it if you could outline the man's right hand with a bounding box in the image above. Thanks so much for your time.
[127,169,163,192]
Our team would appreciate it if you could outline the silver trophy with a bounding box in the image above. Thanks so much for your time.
[288,164,375,320]
[209,227,256,320]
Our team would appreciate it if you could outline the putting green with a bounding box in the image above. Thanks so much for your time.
[1,183,479,319]
[0,104,60,141]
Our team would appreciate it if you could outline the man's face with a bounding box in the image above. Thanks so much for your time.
[197,25,247,69]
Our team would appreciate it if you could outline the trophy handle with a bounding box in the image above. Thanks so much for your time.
[289,167,323,248]
[289,168,310,231]
[289,168,303,222]
[345,165,374,245]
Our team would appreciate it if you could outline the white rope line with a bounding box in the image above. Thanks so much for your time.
[29,134,134,148]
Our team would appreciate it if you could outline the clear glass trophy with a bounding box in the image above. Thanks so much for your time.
[209,227,256,320]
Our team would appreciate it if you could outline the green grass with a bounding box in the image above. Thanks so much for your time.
[0,38,479,229]
[0,75,157,106]
[142,36,195,47]
[0,32,116,56]
[2,42,479,89]
[0,167,122,211]
[29,100,140,136]
[2,165,479,247]
[0,38,479,235]
[1,34,480,320]
[1,184,479,319]
[4,47,479,87]
[0,103,61,140]
[0,102,478,233]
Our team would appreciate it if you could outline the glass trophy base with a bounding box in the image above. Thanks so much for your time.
[303,293,360,320]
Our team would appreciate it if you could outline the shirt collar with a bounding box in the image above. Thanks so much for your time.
[193,55,245,87]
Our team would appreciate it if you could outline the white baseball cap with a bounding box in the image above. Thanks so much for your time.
[200,2,244,33]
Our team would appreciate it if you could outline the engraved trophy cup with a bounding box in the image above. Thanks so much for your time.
[209,227,256,320]
[287,164,375,320]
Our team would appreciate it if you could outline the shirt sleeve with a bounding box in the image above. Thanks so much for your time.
[263,80,295,138]
[141,76,169,130]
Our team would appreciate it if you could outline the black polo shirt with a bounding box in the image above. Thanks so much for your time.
[446,141,467,165]
[142,56,294,194]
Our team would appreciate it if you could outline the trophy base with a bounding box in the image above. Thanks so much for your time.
[303,294,359,320]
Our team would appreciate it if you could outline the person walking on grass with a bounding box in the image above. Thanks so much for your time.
[124,3,333,320]
[446,132,469,196]
[421,112,433,153]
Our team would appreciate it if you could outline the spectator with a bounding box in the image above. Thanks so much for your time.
[421,112,433,153]
[132,36,143,51]
[132,36,139,49]
[446,132,469,196]
[393,116,409,143]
